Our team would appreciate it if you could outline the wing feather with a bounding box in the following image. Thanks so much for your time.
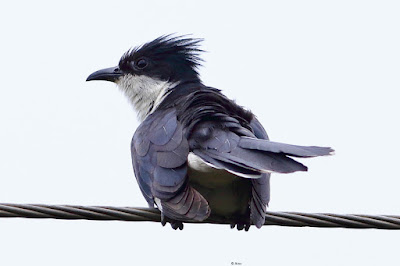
[131,108,210,221]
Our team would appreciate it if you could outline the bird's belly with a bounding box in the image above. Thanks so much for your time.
[187,153,251,218]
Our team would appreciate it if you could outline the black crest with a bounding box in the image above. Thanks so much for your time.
[119,35,204,82]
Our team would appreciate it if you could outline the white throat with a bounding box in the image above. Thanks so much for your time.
[117,74,178,121]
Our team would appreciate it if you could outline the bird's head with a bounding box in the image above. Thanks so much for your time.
[87,35,203,120]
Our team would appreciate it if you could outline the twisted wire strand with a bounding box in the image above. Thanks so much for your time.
[1,203,399,229]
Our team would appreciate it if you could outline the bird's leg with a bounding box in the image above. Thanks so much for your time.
[161,213,184,230]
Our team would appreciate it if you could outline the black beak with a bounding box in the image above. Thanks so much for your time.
[86,66,123,82]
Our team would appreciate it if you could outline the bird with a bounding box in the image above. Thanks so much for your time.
[86,35,333,231]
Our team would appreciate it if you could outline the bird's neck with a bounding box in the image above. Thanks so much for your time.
[117,74,180,121]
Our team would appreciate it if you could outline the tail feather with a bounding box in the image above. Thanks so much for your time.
[239,137,334,158]
[205,147,308,174]
[193,135,333,177]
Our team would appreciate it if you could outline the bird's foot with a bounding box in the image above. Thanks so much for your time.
[229,215,252,231]
[161,213,184,230]
[230,222,251,231]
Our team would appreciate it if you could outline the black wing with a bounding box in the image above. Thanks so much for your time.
[131,108,210,221]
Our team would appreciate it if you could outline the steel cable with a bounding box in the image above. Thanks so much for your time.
[1,203,399,229]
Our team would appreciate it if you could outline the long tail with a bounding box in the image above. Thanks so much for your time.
[239,137,334,158]
[230,136,333,174]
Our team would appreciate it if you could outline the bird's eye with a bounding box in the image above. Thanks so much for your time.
[136,59,148,69]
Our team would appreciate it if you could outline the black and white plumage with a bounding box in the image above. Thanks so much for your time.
[87,35,333,231]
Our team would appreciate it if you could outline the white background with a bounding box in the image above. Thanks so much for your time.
[0,1,399,265]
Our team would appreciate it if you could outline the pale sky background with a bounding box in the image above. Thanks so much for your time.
[0,1,399,265]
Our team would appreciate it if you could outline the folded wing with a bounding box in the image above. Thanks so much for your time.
[131,109,210,221]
